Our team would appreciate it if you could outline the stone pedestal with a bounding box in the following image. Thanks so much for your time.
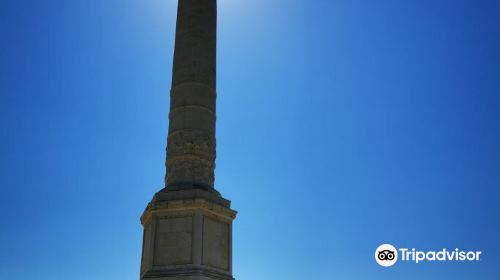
[140,187,236,280]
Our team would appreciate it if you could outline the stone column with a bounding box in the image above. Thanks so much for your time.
[140,1,237,280]
[166,0,217,189]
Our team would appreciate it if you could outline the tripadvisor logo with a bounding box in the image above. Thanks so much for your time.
[375,244,398,267]
[375,244,482,267]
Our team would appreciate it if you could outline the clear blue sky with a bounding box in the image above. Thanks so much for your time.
[1,0,499,279]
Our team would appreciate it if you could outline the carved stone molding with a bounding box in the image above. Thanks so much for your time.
[167,130,215,160]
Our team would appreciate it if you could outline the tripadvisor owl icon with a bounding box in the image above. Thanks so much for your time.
[375,244,398,267]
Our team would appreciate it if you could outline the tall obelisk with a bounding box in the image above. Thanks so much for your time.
[140,1,236,279]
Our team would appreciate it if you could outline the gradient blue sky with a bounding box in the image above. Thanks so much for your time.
[1,0,499,279]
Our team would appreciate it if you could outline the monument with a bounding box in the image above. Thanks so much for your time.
[139,1,237,280]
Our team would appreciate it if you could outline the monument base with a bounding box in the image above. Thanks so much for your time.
[140,187,236,280]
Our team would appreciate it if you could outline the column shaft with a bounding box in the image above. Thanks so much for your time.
[166,0,217,188]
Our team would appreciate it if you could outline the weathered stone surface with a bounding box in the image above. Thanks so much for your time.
[166,130,216,188]
[153,216,193,266]
[172,0,216,89]
[166,156,215,189]
[165,0,218,189]
[202,217,229,270]
[170,83,216,112]
[140,190,236,280]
